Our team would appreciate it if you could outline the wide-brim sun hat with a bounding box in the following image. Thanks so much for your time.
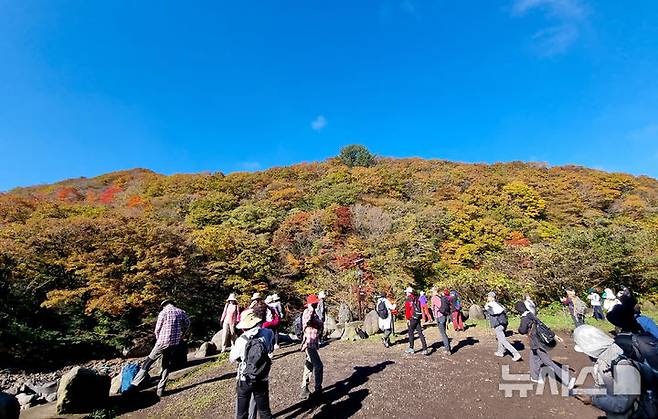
[487,291,496,298]
[265,295,274,304]
[226,293,237,302]
[236,311,262,330]
[573,325,614,358]
[405,286,413,294]
[271,293,280,301]
[160,299,173,307]
[251,292,261,301]
[307,294,320,305]
[318,291,326,299]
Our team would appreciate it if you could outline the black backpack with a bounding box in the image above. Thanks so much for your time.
[376,300,388,319]
[293,313,303,339]
[439,296,451,316]
[242,335,272,383]
[411,297,422,320]
[534,319,556,348]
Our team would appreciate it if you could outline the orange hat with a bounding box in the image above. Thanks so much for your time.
[306,294,320,305]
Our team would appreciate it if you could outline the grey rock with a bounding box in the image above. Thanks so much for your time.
[17,383,35,395]
[468,304,485,320]
[329,328,344,339]
[195,342,216,358]
[122,338,153,358]
[461,309,469,321]
[341,326,365,341]
[210,330,224,349]
[324,315,337,332]
[109,374,122,396]
[15,393,37,409]
[363,310,380,336]
[0,392,20,419]
[338,303,353,324]
[56,367,110,414]
[34,381,58,397]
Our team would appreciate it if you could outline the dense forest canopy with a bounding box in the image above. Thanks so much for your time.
[2,146,658,365]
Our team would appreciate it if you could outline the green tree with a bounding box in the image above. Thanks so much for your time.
[339,144,376,168]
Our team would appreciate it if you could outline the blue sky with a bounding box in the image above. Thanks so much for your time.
[2,1,658,191]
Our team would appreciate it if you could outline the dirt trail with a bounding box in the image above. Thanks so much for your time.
[123,324,602,418]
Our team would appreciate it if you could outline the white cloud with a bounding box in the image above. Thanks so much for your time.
[511,0,588,57]
[311,115,327,132]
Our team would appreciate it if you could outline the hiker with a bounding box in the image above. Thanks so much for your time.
[315,291,327,344]
[587,288,604,321]
[572,325,656,418]
[300,294,324,399]
[376,292,396,347]
[484,292,521,361]
[220,293,241,353]
[249,292,262,308]
[404,287,429,355]
[229,311,274,419]
[130,299,190,397]
[419,291,432,323]
[603,288,621,313]
[524,294,536,315]
[607,290,642,334]
[635,305,658,340]
[431,287,451,354]
[252,297,280,344]
[265,295,283,349]
[515,301,573,387]
[561,289,586,328]
[450,290,464,331]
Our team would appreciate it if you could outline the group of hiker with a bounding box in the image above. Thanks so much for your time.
[127,284,658,419]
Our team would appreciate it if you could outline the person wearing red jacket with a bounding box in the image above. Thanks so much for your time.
[404,287,429,355]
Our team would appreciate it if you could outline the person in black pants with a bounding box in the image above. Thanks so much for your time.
[404,287,429,355]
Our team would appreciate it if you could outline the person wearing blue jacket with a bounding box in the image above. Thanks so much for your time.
[635,304,658,340]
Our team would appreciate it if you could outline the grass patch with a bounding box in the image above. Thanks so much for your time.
[169,353,229,390]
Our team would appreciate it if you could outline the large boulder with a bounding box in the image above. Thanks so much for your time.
[363,310,380,336]
[195,342,216,358]
[341,325,365,341]
[324,315,337,333]
[0,392,19,419]
[15,393,38,410]
[210,330,224,349]
[56,367,110,414]
[338,303,353,324]
[34,381,58,398]
[329,328,344,339]
[642,301,655,312]
[468,304,485,320]
[122,337,153,358]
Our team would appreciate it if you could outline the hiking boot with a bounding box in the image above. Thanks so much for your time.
[530,377,544,384]
[382,338,390,348]
[405,347,415,354]
[423,349,431,356]
[311,387,323,398]
[299,386,310,400]
[444,349,452,356]
[494,351,505,357]
[512,354,522,362]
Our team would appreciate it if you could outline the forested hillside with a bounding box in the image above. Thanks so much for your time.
[2,146,658,365]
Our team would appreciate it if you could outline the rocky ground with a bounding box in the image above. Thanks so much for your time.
[118,323,603,418]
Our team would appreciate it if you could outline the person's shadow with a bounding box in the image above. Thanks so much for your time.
[274,360,394,419]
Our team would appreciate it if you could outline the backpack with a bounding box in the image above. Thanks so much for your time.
[439,296,451,316]
[533,319,556,348]
[293,313,303,339]
[242,334,272,383]
[611,333,658,416]
[376,299,389,319]
[119,363,140,393]
[573,297,586,316]
[411,297,422,320]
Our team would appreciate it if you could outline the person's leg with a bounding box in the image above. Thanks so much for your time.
[156,347,175,396]
[383,328,392,346]
[438,317,451,353]
[537,349,571,385]
[415,319,427,350]
[407,319,415,349]
[577,314,585,327]
[494,326,504,355]
[132,344,164,388]
[301,350,312,392]
[236,381,252,419]
[252,381,273,419]
[221,322,230,352]
[495,326,520,358]
[529,349,541,380]
[570,314,579,328]
[307,348,323,392]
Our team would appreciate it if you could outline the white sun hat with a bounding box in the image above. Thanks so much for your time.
[573,325,614,358]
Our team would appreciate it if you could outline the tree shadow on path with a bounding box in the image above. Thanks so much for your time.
[274,360,395,419]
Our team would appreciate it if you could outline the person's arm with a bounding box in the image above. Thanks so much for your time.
[220,305,227,323]
[154,311,164,339]
[262,308,279,329]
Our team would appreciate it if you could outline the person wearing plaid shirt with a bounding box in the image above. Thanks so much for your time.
[130,300,190,397]
[300,294,324,399]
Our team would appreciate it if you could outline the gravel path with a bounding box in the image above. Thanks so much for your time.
[122,324,602,418]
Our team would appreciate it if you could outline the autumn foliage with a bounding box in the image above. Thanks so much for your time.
[1,154,658,365]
